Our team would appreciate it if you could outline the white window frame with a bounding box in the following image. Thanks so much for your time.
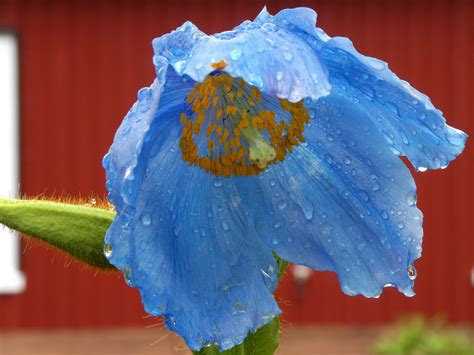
[0,31,26,293]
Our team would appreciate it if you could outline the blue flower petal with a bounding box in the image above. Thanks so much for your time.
[151,14,330,102]
[264,7,467,171]
[104,69,280,351]
[233,92,423,297]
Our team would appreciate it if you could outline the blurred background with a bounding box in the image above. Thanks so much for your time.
[0,0,472,354]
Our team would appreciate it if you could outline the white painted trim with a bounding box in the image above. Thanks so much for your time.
[0,32,26,294]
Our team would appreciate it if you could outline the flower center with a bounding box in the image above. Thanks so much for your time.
[179,73,309,177]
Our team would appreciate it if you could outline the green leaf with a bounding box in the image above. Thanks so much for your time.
[194,318,280,355]
[0,198,115,269]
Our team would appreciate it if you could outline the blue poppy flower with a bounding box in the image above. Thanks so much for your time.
[102,7,467,351]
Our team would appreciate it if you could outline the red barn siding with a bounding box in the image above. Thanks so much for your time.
[0,0,472,328]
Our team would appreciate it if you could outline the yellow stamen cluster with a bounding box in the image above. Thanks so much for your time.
[179,73,310,177]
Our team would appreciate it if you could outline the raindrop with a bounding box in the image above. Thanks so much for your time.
[407,265,417,280]
[445,131,465,146]
[381,210,389,220]
[401,132,409,145]
[248,73,263,89]
[269,179,276,187]
[140,212,152,226]
[398,221,405,229]
[230,49,242,60]
[368,58,385,70]
[137,87,151,101]
[283,52,293,61]
[275,71,283,81]
[277,200,287,210]
[360,191,369,202]
[124,266,132,285]
[213,178,223,187]
[104,243,112,257]
[372,183,381,192]
[343,156,352,165]
[221,221,230,231]
[174,60,186,74]
[301,201,314,221]
[325,154,333,164]
[406,193,417,206]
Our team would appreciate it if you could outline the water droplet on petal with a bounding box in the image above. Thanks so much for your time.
[277,200,287,210]
[283,51,293,61]
[230,49,242,60]
[417,166,428,172]
[104,243,112,257]
[398,221,405,229]
[221,221,230,231]
[381,210,389,220]
[140,212,152,226]
[269,179,276,187]
[407,265,417,280]
[401,132,409,145]
[232,302,247,316]
[406,193,417,206]
[360,191,369,202]
[343,156,352,165]
[213,178,223,187]
[137,87,152,101]
[302,201,314,221]
[123,266,132,285]
[275,71,283,81]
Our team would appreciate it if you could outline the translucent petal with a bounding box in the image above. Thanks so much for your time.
[234,92,423,297]
[151,16,330,102]
[266,7,467,170]
[104,70,279,351]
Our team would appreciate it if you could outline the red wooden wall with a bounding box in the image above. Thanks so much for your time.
[0,0,472,329]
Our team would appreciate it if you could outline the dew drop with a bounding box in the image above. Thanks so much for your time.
[407,265,417,280]
[140,212,152,226]
[269,179,276,187]
[398,221,405,229]
[230,49,242,60]
[275,71,283,81]
[213,178,223,187]
[372,183,381,192]
[104,243,112,257]
[343,156,352,165]
[381,210,389,220]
